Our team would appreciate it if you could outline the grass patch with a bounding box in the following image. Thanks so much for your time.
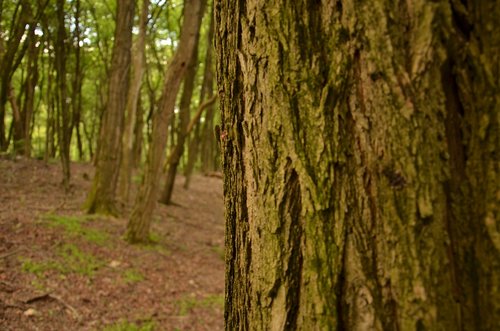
[57,243,103,276]
[20,243,103,277]
[122,269,144,284]
[135,231,170,256]
[176,294,224,316]
[101,319,155,331]
[42,213,109,245]
[21,258,55,277]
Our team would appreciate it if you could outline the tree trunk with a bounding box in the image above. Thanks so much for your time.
[0,0,31,151]
[21,28,39,157]
[71,0,84,160]
[126,0,204,244]
[160,1,206,204]
[184,7,215,188]
[216,1,499,330]
[85,0,135,215]
[118,0,149,205]
[200,10,216,174]
[55,0,71,189]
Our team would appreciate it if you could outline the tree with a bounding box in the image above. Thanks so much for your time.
[126,0,205,243]
[85,0,135,215]
[0,0,32,151]
[118,0,149,205]
[55,0,71,188]
[184,8,216,189]
[216,1,499,330]
[159,0,206,204]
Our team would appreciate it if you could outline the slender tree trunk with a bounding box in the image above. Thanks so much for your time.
[71,0,84,160]
[132,94,144,169]
[0,0,31,151]
[85,0,135,215]
[183,119,201,189]
[118,0,149,205]
[199,10,216,174]
[44,60,56,160]
[55,0,71,188]
[184,5,215,188]
[126,0,204,244]
[21,29,39,157]
[216,1,499,330]
[160,1,206,204]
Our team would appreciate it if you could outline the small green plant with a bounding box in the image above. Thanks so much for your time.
[21,258,55,277]
[57,243,103,276]
[175,294,224,316]
[101,319,155,331]
[43,213,108,245]
[20,244,103,278]
[122,269,144,284]
[30,279,46,291]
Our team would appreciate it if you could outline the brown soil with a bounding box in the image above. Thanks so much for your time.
[0,157,224,331]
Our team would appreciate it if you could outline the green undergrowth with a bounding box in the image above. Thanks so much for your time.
[135,232,170,256]
[176,294,224,316]
[20,243,104,277]
[42,213,109,245]
[122,268,144,284]
[101,319,156,331]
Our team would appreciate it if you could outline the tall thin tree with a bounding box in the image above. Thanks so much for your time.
[85,0,135,215]
[126,0,205,243]
[55,0,71,188]
[118,0,150,205]
[159,0,206,204]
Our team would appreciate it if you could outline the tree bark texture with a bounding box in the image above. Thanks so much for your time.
[216,0,499,330]
[85,0,135,215]
[126,0,204,243]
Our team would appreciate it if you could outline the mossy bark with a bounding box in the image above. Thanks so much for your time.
[215,0,499,330]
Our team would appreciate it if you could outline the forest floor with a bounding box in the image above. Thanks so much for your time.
[0,157,224,331]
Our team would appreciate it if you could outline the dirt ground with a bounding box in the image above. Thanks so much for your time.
[0,157,225,331]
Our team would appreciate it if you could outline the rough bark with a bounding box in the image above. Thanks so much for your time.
[85,0,135,215]
[126,0,204,243]
[216,0,499,330]
[118,0,149,205]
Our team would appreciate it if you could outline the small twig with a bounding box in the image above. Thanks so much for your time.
[25,293,51,304]
[25,292,80,319]
[0,248,22,260]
